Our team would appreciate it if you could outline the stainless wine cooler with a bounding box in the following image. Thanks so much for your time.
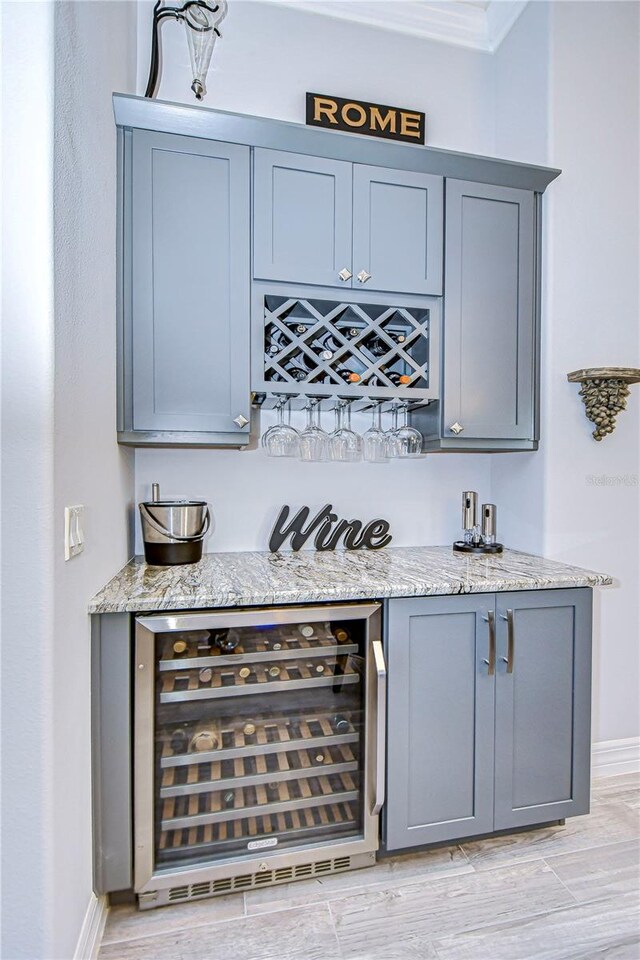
[134,603,385,908]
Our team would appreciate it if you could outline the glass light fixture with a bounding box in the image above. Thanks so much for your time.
[145,0,228,102]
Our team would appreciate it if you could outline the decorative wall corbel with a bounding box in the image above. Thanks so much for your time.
[567,367,640,440]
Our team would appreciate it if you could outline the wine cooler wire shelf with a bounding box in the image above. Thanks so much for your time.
[262,296,431,394]
[161,741,359,797]
[160,712,360,768]
[161,771,360,830]
[160,637,359,671]
[156,712,363,858]
[158,800,359,860]
[159,656,360,703]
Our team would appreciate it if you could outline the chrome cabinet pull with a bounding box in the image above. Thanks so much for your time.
[338,267,352,282]
[371,639,387,815]
[357,270,371,284]
[482,610,496,676]
[449,422,464,435]
[501,609,515,673]
[233,414,249,428]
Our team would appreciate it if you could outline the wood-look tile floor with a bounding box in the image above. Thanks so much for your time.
[100,774,640,960]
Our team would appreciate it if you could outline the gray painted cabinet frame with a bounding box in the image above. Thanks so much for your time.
[114,95,560,448]
[384,588,592,852]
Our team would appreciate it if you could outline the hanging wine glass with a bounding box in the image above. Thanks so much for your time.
[298,399,329,462]
[261,398,300,457]
[329,401,362,462]
[363,402,389,463]
[385,404,401,459]
[393,402,423,458]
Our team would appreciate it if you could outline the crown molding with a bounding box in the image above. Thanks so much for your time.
[259,1,529,53]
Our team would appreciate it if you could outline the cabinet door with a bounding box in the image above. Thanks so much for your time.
[131,131,250,439]
[353,166,443,295]
[494,589,592,830]
[443,181,535,440]
[253,149,353,287]
[385,596,495,850]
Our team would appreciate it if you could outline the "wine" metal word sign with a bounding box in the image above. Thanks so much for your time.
[306,93,425,145]
[269,504,392,552]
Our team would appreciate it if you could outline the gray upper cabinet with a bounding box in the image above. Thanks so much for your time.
[253,149,443,295]
[120,130,251,446]
[352,165,442,295]
[494,589,592,830]
[384,588,592,852]
[253,149,353,288]
[442,180,535,443]
[114,96,559,449]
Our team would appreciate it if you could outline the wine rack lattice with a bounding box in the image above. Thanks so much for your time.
[260,294,433,400]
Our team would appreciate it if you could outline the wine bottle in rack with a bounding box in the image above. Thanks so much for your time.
[265,323,287,357]
[170,728,189,753]
[333,626,350,642]
[364,335,390,358]
[332,714,350,733]
[382,369,412,386]
[336,368,361,384]
[211,628,239,652]
[189,722,220,752]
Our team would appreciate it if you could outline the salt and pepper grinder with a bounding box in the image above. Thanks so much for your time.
[453,492,504,554]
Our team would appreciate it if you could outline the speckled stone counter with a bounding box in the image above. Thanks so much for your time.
[88,547,611,614]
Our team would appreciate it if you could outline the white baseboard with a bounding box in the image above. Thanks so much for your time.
[592,736,640,779]
[74,894,108,960]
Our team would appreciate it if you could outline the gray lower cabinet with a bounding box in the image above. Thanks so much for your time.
[253,148,443,296]
[119,130,251,446]
[384,588,592,852]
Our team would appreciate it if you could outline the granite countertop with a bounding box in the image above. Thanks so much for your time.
[88,546,612,614]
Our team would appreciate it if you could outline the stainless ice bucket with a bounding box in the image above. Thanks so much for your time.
[139,483,211,565]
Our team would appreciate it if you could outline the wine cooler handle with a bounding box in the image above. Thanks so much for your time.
[371,639,387,816]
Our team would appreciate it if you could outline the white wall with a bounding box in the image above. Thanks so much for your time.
[51,4,137,957]
[544,1,639,744]
[493,1,640,745]
[138,0,496,153]
[1,5,56,957]
[2,3,137,958]
[134,0,497,552]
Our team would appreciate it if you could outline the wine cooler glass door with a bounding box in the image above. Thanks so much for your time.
[134,603,382,894]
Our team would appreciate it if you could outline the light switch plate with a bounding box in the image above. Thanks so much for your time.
[64,505,85,560]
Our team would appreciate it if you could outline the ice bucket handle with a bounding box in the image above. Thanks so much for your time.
[139,504,211,542]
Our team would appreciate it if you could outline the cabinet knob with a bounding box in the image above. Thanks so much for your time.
[233,414,249,428]
[357,270,371,284]
[338,267,353,282]
[449,422,464,435]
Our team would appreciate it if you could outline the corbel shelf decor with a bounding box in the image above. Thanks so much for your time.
[567,367,640,441]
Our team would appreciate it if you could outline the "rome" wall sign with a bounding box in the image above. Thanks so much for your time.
[306,93,425,145]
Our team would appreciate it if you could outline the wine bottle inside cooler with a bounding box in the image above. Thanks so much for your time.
[189,722,221,752]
